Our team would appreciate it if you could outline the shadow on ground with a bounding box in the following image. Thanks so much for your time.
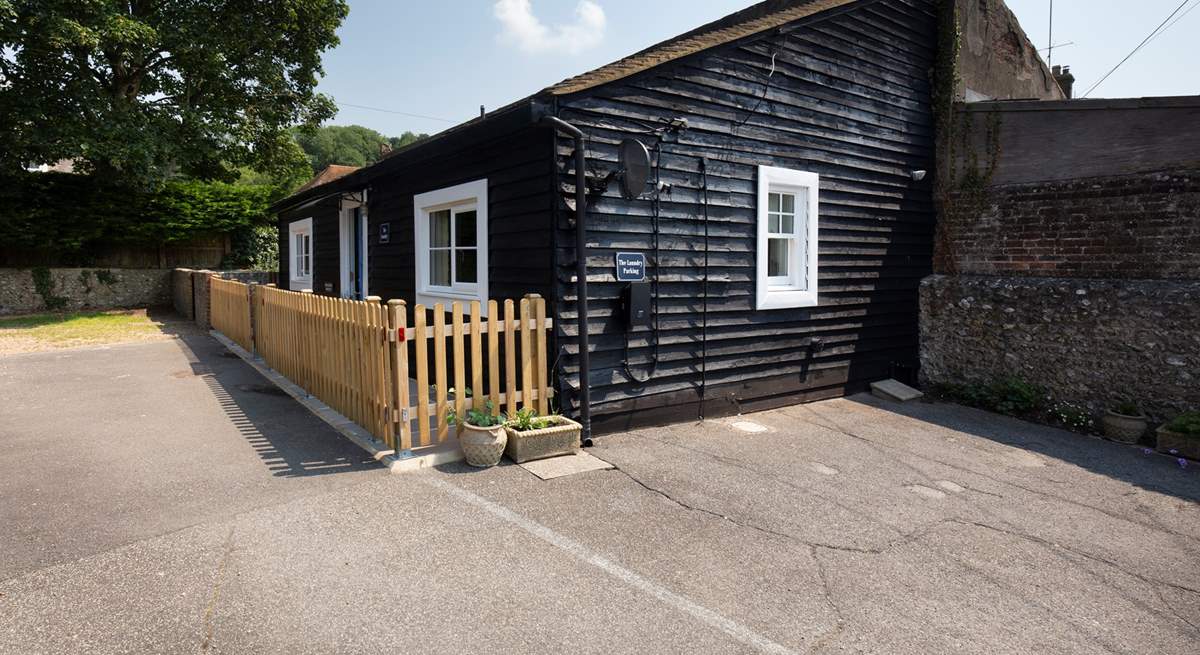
[847,393,1200,503]
[149,308,381,478]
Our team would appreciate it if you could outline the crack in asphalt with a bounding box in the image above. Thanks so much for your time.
[199,525,236,652]
[607,465,886,554]
[948,518,1200,598]
[606,421,1200,642]
[797,405,1200,547]
[806,548,846,655]
[624,432,915,539]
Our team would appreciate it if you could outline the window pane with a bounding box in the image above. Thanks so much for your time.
[769,213,780,233]
[780,211,794,234]
[768,238,790,277]
[781,193,795,214]
[430,249,450,286]
[455,249,477,284]
[768,192,780,213]
[456,210,477,247]
[430,209,451,247]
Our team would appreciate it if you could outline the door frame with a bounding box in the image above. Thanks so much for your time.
[339,194,368,299]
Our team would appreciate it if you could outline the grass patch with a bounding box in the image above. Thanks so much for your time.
[0,309,171,353]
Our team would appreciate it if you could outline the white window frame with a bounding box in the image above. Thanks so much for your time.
[756,166,819,310]
[413,179,488,311]
[288,217,313,291]
[339,196,369,299]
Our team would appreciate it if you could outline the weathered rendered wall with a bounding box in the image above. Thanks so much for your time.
[955,0,1064,101]
[921,275,1199,421]
[0,268,171,316]
[953,98,1200,186]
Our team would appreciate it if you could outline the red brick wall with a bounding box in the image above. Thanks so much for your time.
[938,170,1200,279]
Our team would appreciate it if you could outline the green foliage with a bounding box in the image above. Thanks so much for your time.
[1112,401,1142,417]
[293,125,427,173]
[235,136,314,198]
[222,225,279,271]
[0,172,274,262]
[30,267,68,311]
[446,400,503,428]
[1163,412,1200,437]
[935,377,1046,417]
[506,407,555,432]
[0,0,348,186]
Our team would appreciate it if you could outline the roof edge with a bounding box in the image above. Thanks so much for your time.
[271,98,548,214]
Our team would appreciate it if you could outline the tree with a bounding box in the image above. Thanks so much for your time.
[293,125,428,173]
[0,0,349,186]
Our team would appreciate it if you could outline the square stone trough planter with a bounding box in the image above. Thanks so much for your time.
[504,416,583,463]
[1156,427,1200,461]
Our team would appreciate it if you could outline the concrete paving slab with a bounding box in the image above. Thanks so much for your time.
[517,451,614,479]
[870,378,924,402]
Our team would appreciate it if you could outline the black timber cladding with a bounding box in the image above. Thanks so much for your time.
[278,197,340,294]
[354,125,556,308]
[551,0,937,427]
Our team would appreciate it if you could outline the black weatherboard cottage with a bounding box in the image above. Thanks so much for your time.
[273,0,939,436]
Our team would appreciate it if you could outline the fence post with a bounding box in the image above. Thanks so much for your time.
[526,293,548,415]
[247,282,259,355]
[365,296,392,449]
[387,299,411,452]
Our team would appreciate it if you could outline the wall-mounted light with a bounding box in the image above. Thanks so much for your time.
[910,169,927,182]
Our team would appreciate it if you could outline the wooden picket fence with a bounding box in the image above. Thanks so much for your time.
[209,280,552,454]
[210,278,253,352]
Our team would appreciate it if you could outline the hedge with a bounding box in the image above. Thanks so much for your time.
[0,172,276,257]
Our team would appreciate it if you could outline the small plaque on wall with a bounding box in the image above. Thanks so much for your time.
[324,282,334,293]
[615,252,646,282]
[379,222,391,244]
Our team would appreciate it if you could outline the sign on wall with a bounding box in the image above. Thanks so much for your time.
[379,222,391,244]
[615,252,646,282]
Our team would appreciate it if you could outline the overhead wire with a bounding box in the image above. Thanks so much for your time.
[1147,0,1200,45]
[334,101,456,123]
[1082,0,1193,97]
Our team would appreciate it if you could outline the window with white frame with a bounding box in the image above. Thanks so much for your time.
[414,179,488,309]
[756,166,819,310]
[288,217,313,291]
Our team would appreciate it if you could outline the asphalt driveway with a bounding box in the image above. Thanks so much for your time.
[1,330,1197,653]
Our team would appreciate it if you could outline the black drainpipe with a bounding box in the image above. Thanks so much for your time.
[540,115,592,446]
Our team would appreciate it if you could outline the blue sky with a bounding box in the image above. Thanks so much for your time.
[318,0,1200,137]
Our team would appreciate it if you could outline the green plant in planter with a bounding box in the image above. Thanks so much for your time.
[1163,412,1200,437]
[507,406,554,432]
[1112,401,1142,417]
[445,400,502,428]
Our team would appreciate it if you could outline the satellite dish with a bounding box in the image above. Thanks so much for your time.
[618,138,651,200]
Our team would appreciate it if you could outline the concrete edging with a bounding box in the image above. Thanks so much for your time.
[209,330,464,473]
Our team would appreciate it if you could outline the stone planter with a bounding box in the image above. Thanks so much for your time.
[1156,426,1200,461]
[504,416,583,463]
[459,423,507,468]
[1101,410,1148,444]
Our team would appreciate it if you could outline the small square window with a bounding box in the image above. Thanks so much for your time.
[288,218,313,290]
[757,166,819,310]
